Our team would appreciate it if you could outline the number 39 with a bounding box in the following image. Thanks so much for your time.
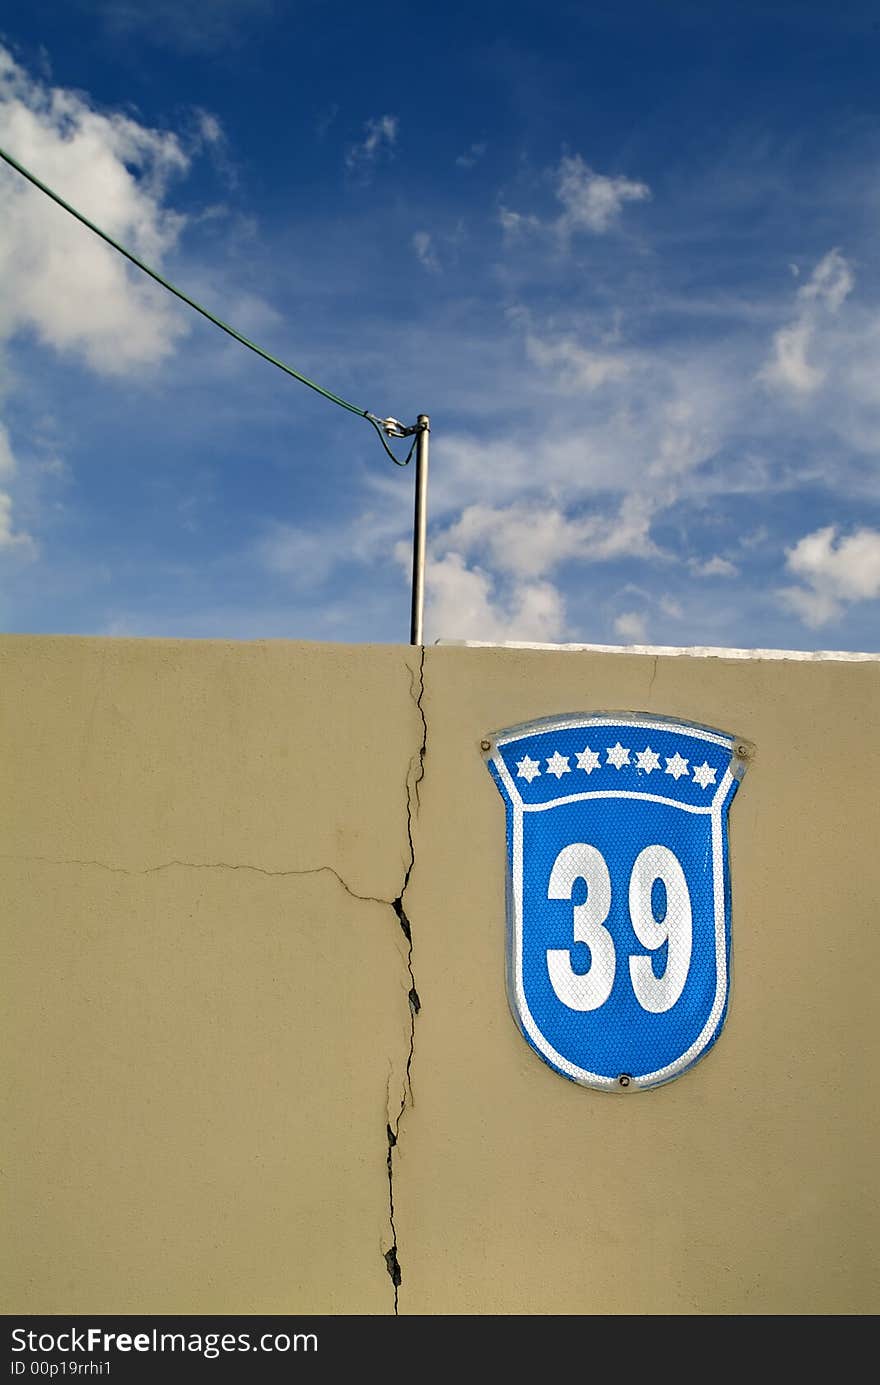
[546,842,693,1014]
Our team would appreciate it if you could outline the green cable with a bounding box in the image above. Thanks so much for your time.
[0,143,408,442]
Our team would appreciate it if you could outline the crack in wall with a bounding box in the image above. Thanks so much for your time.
[648,655,659,701]
[0,854,389,906]
[384,646,426,1314]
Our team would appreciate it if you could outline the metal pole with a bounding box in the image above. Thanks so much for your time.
[409,414,430,646]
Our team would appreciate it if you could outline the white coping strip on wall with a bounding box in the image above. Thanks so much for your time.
[434,639,880,663]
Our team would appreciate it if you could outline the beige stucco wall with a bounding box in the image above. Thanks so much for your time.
[2,635,877,1315]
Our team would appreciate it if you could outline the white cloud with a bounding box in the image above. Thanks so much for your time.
[760,319,823,395]
[787,524,880,597]
[0,490,35,554]
[613,610,647,642]
[187,105,238,188]
[777,583,840,627]
[425,552,565,643]
[499,153,649,248]
[689,555,739,578]
[0,44,191,374]
[778,524,880,626]
[525,333,629,391]
[437,495,659,581]
[0,419,34,550]
[412,231,440,273]
[659,595,683,618]
[555,155,651,237]
[193,108,224,147]
[345,114,398,179]
[760,249,854,397]
[498,207,541,239]
[0,419,15,478]
[646,398,720,482]
[798,248,853,312]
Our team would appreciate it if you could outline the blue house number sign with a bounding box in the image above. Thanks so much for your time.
[484,713,752,1091]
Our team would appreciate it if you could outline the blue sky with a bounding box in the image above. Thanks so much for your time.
[0,1,879,649]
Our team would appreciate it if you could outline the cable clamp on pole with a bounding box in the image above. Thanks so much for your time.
[369,415,428,438]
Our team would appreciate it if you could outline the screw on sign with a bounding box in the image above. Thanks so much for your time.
[483,712,753,1092]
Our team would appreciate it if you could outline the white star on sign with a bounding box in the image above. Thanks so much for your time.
[575,746,601,774]
[516,755,541,782]
[692,761,717,788]
[665,752,689,780]
[635,746,661,774]
[606,742,630,769]
[545,750,571,779]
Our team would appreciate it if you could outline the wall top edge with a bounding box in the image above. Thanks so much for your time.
[435,639,880,663]
[0,633,877,663]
